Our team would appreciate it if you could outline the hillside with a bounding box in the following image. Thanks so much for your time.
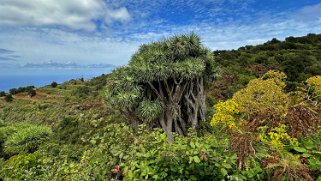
[0,34,321,180]
[209,33,321,99]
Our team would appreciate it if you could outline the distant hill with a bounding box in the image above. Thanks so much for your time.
[208,33,321,99]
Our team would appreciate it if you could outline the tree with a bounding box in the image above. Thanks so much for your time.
[0,91,6,97]
[106,34,217,141]
[51,81,58,88]
[9,88,18,95]
[4,94,13,102]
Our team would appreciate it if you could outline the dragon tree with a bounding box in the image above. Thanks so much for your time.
[105,33,217,141]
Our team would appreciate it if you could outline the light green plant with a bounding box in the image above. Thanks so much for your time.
[4,125,52,154]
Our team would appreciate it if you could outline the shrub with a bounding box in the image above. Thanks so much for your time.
[0,125,19,157]
[9,88,18,95]
[9,86,35,95]
[4,94,13,102]
[51,81,58,88]
[306,75,321,101]
[72,86,91,98]
[0,152,47,180]
[232,70,288,121]
[28,89,37,97]
[122,128,239,180]
[0,91,6,97]
[4,125,52,154]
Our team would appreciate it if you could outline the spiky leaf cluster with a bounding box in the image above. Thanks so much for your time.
[105,67,143,111]
[4,125,52,154]
[138,100,164,122]
[128,34,212,82]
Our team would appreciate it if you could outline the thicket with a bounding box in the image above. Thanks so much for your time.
[9,86,35,94]
[9,86,36,97]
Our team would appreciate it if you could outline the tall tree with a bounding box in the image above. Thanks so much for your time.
[105,34,217,141]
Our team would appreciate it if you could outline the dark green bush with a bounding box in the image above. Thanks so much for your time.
[0,91,6,97]
[4,94,13,102]
[72,86,91,98]
[28,89,37,97]
[51,81,58,88]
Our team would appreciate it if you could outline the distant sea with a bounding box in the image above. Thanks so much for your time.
[0,67,114,92]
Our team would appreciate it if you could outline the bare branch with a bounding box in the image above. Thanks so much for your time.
[148,82,164,101]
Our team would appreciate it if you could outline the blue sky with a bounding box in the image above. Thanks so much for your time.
[0,0,321,68]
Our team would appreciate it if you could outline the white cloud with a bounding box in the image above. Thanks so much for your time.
[105,7,131,24]
[0,0,131,31]
[0,28,140,66]
[1,0,321,69]
[293,3,321,22]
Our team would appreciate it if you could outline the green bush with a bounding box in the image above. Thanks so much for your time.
[4,125,52,154]
[0,152,48,180]
[122,128,239,180]
[4,94,13,102]
[9,86,35,95]
[28,89,37,97]
[51,81,58,88]
[72,86,91,98]
[0,125,19,157]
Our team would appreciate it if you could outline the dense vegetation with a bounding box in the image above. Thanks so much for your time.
[0,33,321,180]
[209,33,321,99]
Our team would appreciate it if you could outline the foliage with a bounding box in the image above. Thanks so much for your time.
[9,86,35,95]
[28,89,37,97]
[210,99,239,129]
[306,76,321,101]
[0,152,48,180]
[232,70,288,119]
[258,124,298,148]
[210,71,321,179]
[209,33,321,100]
[306,76,321,93]
[0,91,5,97]
[122,128,239,180]
[4,125,52,154]
[72,86,98,98]
[51,81,58,88]
[4,94,13,102]
[137,100,164,122]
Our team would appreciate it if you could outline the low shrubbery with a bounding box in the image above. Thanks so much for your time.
[9,86,35,95]
[0,124,52,155]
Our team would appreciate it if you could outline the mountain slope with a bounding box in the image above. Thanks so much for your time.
[208,33,321,99]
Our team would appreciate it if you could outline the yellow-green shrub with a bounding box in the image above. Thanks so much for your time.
[232,70,288,118]
[306,76,321,94]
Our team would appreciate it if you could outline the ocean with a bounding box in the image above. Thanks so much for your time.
[0,67,113,92]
